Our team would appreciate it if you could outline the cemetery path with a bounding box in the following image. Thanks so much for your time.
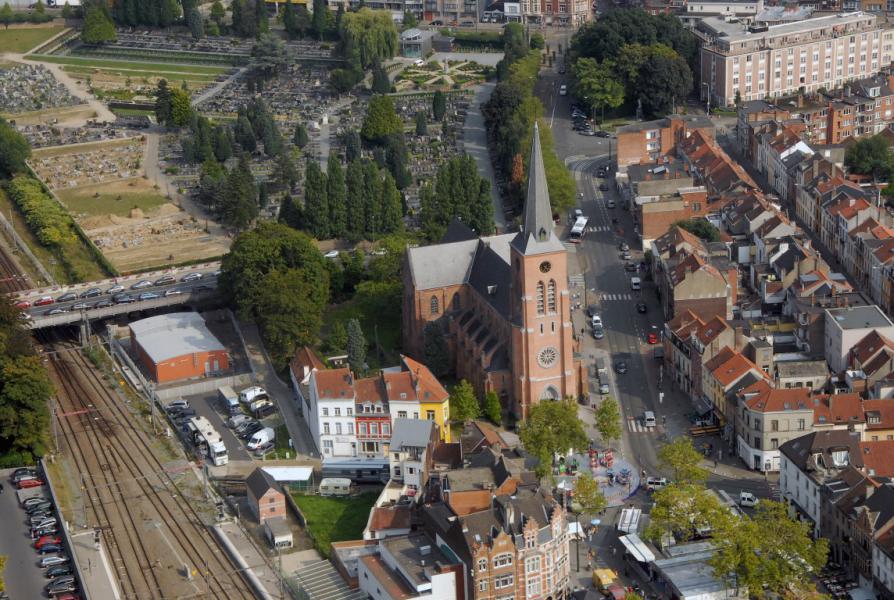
[4,52,117,124]
[462,81,507,230]
[191,65,249,107]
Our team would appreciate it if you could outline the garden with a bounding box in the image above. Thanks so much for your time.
[292,492,378,558]
[393,59,490,92]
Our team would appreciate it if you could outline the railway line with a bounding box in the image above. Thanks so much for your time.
[0,242,31,293]
[44,332,256,599]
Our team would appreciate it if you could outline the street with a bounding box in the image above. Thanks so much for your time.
[531,62,777,590]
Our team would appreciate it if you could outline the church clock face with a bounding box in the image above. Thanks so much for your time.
[539,261,552,273]
[537,346,558,368]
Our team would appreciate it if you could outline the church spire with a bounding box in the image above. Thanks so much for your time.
[512,123,564,255]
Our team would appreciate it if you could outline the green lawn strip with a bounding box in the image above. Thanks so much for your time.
[57,187,168,218]
[0,27,64,54]
[293,493,377,557]
[62,65,220,82]
[26,54,229,75]
[31,137,138,158]
[111,108,155,117]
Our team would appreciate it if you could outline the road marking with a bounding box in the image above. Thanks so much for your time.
[627,417,655,433]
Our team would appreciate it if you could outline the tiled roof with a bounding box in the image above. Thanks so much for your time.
[852,330,894,368]
[290,346,325,380]
[314,368,355,401]
[695,316,731,345]
[744,387,812,413]
[811,393,864,426]
[859,441,894,477]
[709,349,768,387]
[368,506,412,532]
[862,399,894,430]
[402,355,450,404]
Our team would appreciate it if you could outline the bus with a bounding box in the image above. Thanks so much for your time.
[187,416,229,466]
[569,216,589,243]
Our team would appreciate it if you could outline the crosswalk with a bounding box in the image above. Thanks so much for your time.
[598,293,634,301]
[627,417,656,433]
[588,226,612,233]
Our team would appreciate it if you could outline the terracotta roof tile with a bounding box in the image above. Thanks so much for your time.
[313,368,354,400]
[812,393,864,425]
[862,399,894,430]
[744,387,811,412]
[368,506,412,532]
[401,355,450,404]
[710,350,769,387]
[859,440,894,477]
[852,330,894,367]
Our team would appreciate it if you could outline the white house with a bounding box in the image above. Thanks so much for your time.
[389,419,437,495]
[873,531,894,597]
[308,367,358,457]
[358,534,458,600]
[825,306,894,374]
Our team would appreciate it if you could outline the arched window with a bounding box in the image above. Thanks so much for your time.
[536,281,545,315]
[452,292,461,311]
[430,296,439,315]
[547,280,557,313]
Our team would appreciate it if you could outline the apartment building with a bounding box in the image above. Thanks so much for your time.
[678,0,764,29]
[615,115,715,168]
[735,383,815,471]
[825,305,894,373]
[697,12,894,107]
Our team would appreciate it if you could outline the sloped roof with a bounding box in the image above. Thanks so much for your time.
[313,368,355,401]
[246,467,280,499]
[744,387,812,413]
[512,123,564,256]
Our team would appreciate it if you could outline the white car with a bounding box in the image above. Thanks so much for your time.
[630,277,642,291]
[323,250,340,259]
[559,84,567,96]
[739,491,759,507]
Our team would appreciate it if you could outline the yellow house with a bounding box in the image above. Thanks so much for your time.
[401,355,451,443]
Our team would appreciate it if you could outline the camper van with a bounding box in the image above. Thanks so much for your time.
[319,478,352,497]
[218,386,240,416]
[239,386,268,405]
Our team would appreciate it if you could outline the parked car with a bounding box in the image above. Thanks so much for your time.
[27,501,54,515]
[35,535,62,549]
[45,564,73,579]
[71,302,94,311]
[37,543,64,555]
[227,414,251,429]
[95,299,113,309]
[17,478,45,489]
[168,406,195,419]
[621,250,632,261]
[254,403,277,419]
[130,280,153,290]
[138,292,160,301]
[164,288,183,297]
[55,292,77,303]
[112,293,134,304]
[80,288,102,298]
[599,382,610,394]
[30,515,56,528]
[624,262,637,272]
[12,468,37,481]
[106,285,125,294]
[234,419,258,436]
[48,576,76,590]
[27,510,53,522]
[618,241,629,251]
[153,274,175,286]
[239,422,264,440]
[40,555,70,568]
[592,324,605,340]
[34,297,54,307]
[252,442,275,458]
[180,272,203,282]
[22,495,49,508]
[47,580,78,595]
[595,130,612,138]
[51,594,80,600]
[15,300,31,309]
[32,526,59,539]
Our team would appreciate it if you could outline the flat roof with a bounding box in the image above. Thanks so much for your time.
[652,543,728,599]
[262,467,313,482]
[704,11,875,44]
[129,312,225,364]
[827,305,894,330]
[381,534,451,588]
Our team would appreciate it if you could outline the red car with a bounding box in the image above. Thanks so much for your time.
[17,478,44,489]
[647,326,659,345]
[54,595,81,600]
[33,296,54,307]
[15,300,31,309]
[34,535,62,549]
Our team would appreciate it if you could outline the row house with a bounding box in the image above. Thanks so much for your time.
[826,305,894,374]
[663,310,736,409]
[636,186,714,249]
[660,250,738,321]
[783,288,872,360]
[703,346,771,429]
[303,356,451,458]
[389,418,438,496]
[851,330,894,391]
[755,123,815,202]
[820,193,878,269]
[614,115,715,169]
[677,129,760,198]
[864,233,894,314]
[847,217,894,292]
[825,72,894,143]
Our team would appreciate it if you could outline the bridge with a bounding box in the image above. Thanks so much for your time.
[13,262,222,330]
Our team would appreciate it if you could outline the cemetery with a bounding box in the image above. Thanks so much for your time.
[0,63,83,114]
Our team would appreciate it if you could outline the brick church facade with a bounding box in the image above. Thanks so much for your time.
[402,125,579,419]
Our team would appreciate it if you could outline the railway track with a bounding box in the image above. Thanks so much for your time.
[44,333,256,599]
[0,242,31,293]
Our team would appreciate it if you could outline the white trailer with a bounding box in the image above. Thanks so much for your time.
[187,416,228,466]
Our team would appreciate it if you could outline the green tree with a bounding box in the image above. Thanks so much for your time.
[219,154,258,230]
[419,154,493,240]
[304,158,329,239]
[372,63,391,94]
[293,122,309,148]
[34,0,45,15]
[0,118,31,178]
[380,170,403,234]
[415,111,427,136]
[710,501,828,596]
[432,90,447,121]
[573,473,607,515]
[220,223,329,366]
[845,134,894,181]
[594,396,622,446]
[282,0,299,37]
[251,33,291,80]
[327,152,347,238]
[658,437,709,484]
[312,0,327,39]
[362,95,403,144]
[198,159,227,209]
[0,3,13,29]
[0,354,52,457]
[186,7,204,39]
[402,10,418,28]
[330,67,361,93]
[343,130,361,162]
[629,46,692,117]
[254,0,269,34]
[673,218,721,242]
[170,88,193,127]
[154,79,172,125]
[362,159,383,236]
[519,399,587,477]
[450,379,480,423]
[275,148,299,190]
[81,2,117,43]
[210,0,226,24]
[213,125,233,162]
[423,321,450,377]
[346,317,367,374]
[572,57,624,122]
[345,159,365,240]
[529,32,545,50]
[235,113,257,152]
[483,391,502,425]
[339,8,398,72]
[645,483,732,544]
[327,320,348,352]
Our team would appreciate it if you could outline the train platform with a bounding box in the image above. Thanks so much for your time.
[70,529,121,600]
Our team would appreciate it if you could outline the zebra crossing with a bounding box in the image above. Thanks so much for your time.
[587,225,612,233]
[599,293,634,302]
[627,417,657,433]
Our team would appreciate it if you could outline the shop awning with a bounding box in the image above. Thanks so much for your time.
[619,533,656,563]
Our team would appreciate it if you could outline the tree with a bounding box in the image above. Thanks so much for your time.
[186,7,204,39]
[432,90,447,121]
[0,118,31,178]
[631,49,692,118]
[658,437,709,484]
[154,79,172,125]
[327,320,348,352]
[673,218,721,242]
[519,399,587,476]
[710,501,827,596]
[235,114,257,152]
[219,154,258,230]
[402,10,418,28]
[327,152,347,238]
[529,32,545,50]
[61,2,74,18]
[275,148,299,189]
[483,391,501,425]
[573,57,624,122]
[292,123,309,149]
[251,33,291,80]
[81,3,117,43]
[34,0,45,15]
[198,159,227,210]
[339,8,398,72]
[423,321,450,376]
[419,154,493,240]
[343,130,361,162]
[220,223,329,366]
[0,354,52,457]
[845,134,894,181]
[330,67,361,93]
[415,111,427,136]
[573,473,607,515]
[213,125,233,162]
[450,379,480,423]
[282,0,298,37]
[645,483,732,544]
[254,0,269,35]
[346,317,367,374]
[170,88,193,127]
[372,63,391,94]
[304,158,329,239]
[0,3,14,30]
[362,95,403,144]
[210,0,226,24]
[594,397,622,446]
[312,0,327,39]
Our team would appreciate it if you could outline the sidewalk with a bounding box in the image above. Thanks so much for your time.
[71,530,121,600]
[462,82,507,231]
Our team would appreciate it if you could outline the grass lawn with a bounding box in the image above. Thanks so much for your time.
[326,296,401,369]
[62,65,221,82]
[293,493,378,557]
[58,184,168,218]
[0,27,64,53]
[26,54,229,75]
[0,188,60,284]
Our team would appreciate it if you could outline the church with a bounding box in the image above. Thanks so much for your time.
[402,124,579,420]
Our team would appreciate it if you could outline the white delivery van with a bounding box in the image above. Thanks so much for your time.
[239,386,267,405]
[218,386,240,416]
[643,411,657,428]
[630,277,641,291]
[319,478,352,497]
[247,427,275,451]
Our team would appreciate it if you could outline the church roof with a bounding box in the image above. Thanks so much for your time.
[406,234,515,291]
[511,123,565,256]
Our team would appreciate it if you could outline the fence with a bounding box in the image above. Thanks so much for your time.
[0,206,57,285]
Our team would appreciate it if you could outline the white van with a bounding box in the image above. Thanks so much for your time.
[320,478,352,497]
[247,427,275,451]
[239,386,267,405]
[646,477,668,491]
[630,277,641,291]
[739,491,759,507]
[218,386,240,416]
[643,411,657,428]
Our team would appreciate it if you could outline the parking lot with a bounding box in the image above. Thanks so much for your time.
[179,391,251,462]
[0,468,68,599]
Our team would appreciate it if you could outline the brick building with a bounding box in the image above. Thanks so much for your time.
[129,312,229,384]
[246,468,286,524]
[615,114,714,169]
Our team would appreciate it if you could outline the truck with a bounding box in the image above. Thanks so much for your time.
[247,427,275,451]
[569,216,589,243]
[187,416,229,466]
[218,386,240,416]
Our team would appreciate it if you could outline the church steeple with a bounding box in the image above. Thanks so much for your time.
[511,123,565,255]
